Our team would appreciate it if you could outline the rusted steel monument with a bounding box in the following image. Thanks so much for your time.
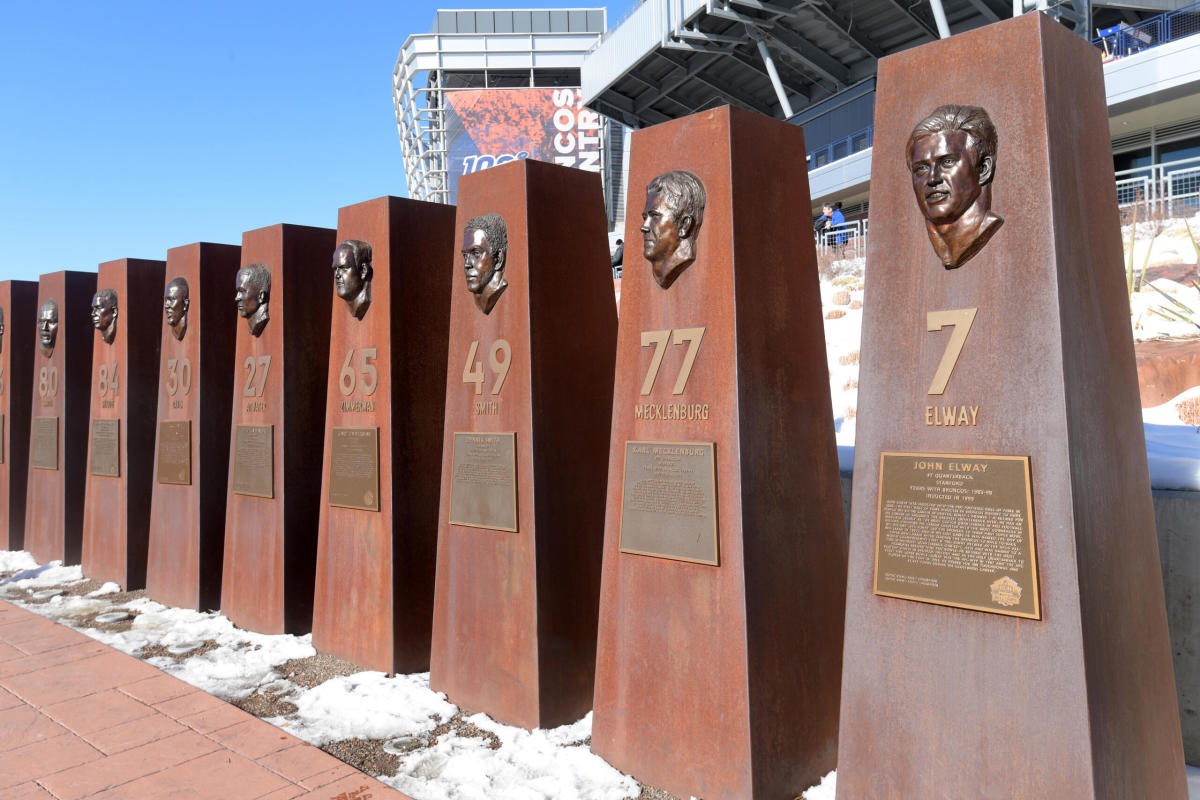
[429,159,617,730]
[24,270,97,565]
[145,243,240,610]
[837,14,1186,798]
[589,106,847,798]
[221,223,335,635]
[311,197,455,673]
[0,280,38,550]
[81,258,166,589]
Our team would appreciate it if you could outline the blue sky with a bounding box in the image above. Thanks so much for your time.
[0,1,633,281]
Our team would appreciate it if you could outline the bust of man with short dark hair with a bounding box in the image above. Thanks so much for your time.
[164,277,190,341]
[331,240,372,320]
[462,214,508,315]
[641,170,706,289]
[37,299,58,357]
[91,288,119,345]
[235,263,271,337]
[907,104,1004,269]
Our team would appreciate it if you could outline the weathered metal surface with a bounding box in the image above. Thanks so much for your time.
[0,280,38,551]
[447,431,517,532]
[591,106,846,799]
[145,243,240,611]
[81,258,165,590]
[430,158,617,731]
[836,14,1186,799]
[312,197,456,673]
[24,271,97,565]
[222,224,334,635]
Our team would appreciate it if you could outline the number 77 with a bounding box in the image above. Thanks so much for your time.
[640,327,705,395]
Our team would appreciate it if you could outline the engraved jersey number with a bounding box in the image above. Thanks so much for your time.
[97,363,120,397]
[166,358,192,397]
[639,327,706,396]
[926,308,978,395]
[462,339,512,396]
[339,348,378,397]
[242,355,271,397]
[38,366,59,399]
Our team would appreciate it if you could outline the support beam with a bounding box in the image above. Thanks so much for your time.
[929,0,952,36]
[878,0,941,41]
[731,0,885,59]
[632,53,722,115]
[658,47,777,116]
[963,0,1003,22]
[726,50,809,105]
[705,5,851,86]
[751,30,795,117]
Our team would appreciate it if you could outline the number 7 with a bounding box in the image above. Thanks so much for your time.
[926,308,977,395]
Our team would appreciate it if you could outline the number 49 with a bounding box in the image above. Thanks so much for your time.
[462,339,511,396]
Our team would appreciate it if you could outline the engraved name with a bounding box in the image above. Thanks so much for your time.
[634,403,709,421]
[245,400,266,413]
[925,405,979,426]
[911,460,990,473]
[340,399,375,412]
[42,399,53,408]
[102,400,115,409]
[172,400,183,409]
[474,401,499,416]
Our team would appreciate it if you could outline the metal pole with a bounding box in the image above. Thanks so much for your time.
[929,0,952,37]
[754,36,795,118]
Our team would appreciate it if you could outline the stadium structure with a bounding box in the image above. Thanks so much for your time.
[393,8,629,230]
[579,0,1200,253]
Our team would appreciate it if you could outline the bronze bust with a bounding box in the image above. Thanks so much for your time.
[164,277,190,341]
[37,299,58,356]
[0,306,6,355]
[235,263,271,337]
[91,289,119,345]
[907,104,1003,269]
[642,170,706,290]
[332,240,372,320]
[462,214,508,315]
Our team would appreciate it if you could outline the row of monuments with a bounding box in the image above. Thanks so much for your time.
[0,16,1186,799]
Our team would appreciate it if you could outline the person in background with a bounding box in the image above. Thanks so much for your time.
[821,202,847,256]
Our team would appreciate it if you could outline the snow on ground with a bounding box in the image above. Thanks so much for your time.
[1,556,765,800]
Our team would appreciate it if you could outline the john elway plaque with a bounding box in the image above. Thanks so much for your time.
[874,451,1038,618]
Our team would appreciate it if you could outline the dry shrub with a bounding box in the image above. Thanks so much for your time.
[839,351,860,366]
[849,299,863,310]
[1176,396,1200,425]
[826,310,846,320]
[832,290,851,306]
[843,378,859,391]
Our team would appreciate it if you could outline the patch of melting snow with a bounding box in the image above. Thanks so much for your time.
[5,549,798,800]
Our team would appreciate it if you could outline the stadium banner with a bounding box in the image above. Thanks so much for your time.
[443,88,602,204]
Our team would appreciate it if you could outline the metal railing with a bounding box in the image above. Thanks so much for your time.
[1093,0,1200,60]
[1116,155,1200,220]
[815,219,869,257]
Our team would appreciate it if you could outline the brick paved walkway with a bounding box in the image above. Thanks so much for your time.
[0,599,412,800]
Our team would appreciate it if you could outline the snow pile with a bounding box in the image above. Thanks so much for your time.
[274,670,454,745]
[388,713,637,800]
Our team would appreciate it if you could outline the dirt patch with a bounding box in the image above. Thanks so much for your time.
[636,784,685,800]
[275,652,363,689]
[411,712,503,751]
[74,610,139,633]
[138,639,220,662]
[321,738,400,777]
[839,351,860,366]
[232,688,299,718]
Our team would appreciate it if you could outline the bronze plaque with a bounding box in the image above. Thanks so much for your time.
[328,426,380,511]
[89,419,120,477]
[156,420,192,485]
[448,432,518,532]
[233,424,274,498]
[31,417,58,471]
[619,441,718,565]
[874,452,1040,619]
[1,413,5,465]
